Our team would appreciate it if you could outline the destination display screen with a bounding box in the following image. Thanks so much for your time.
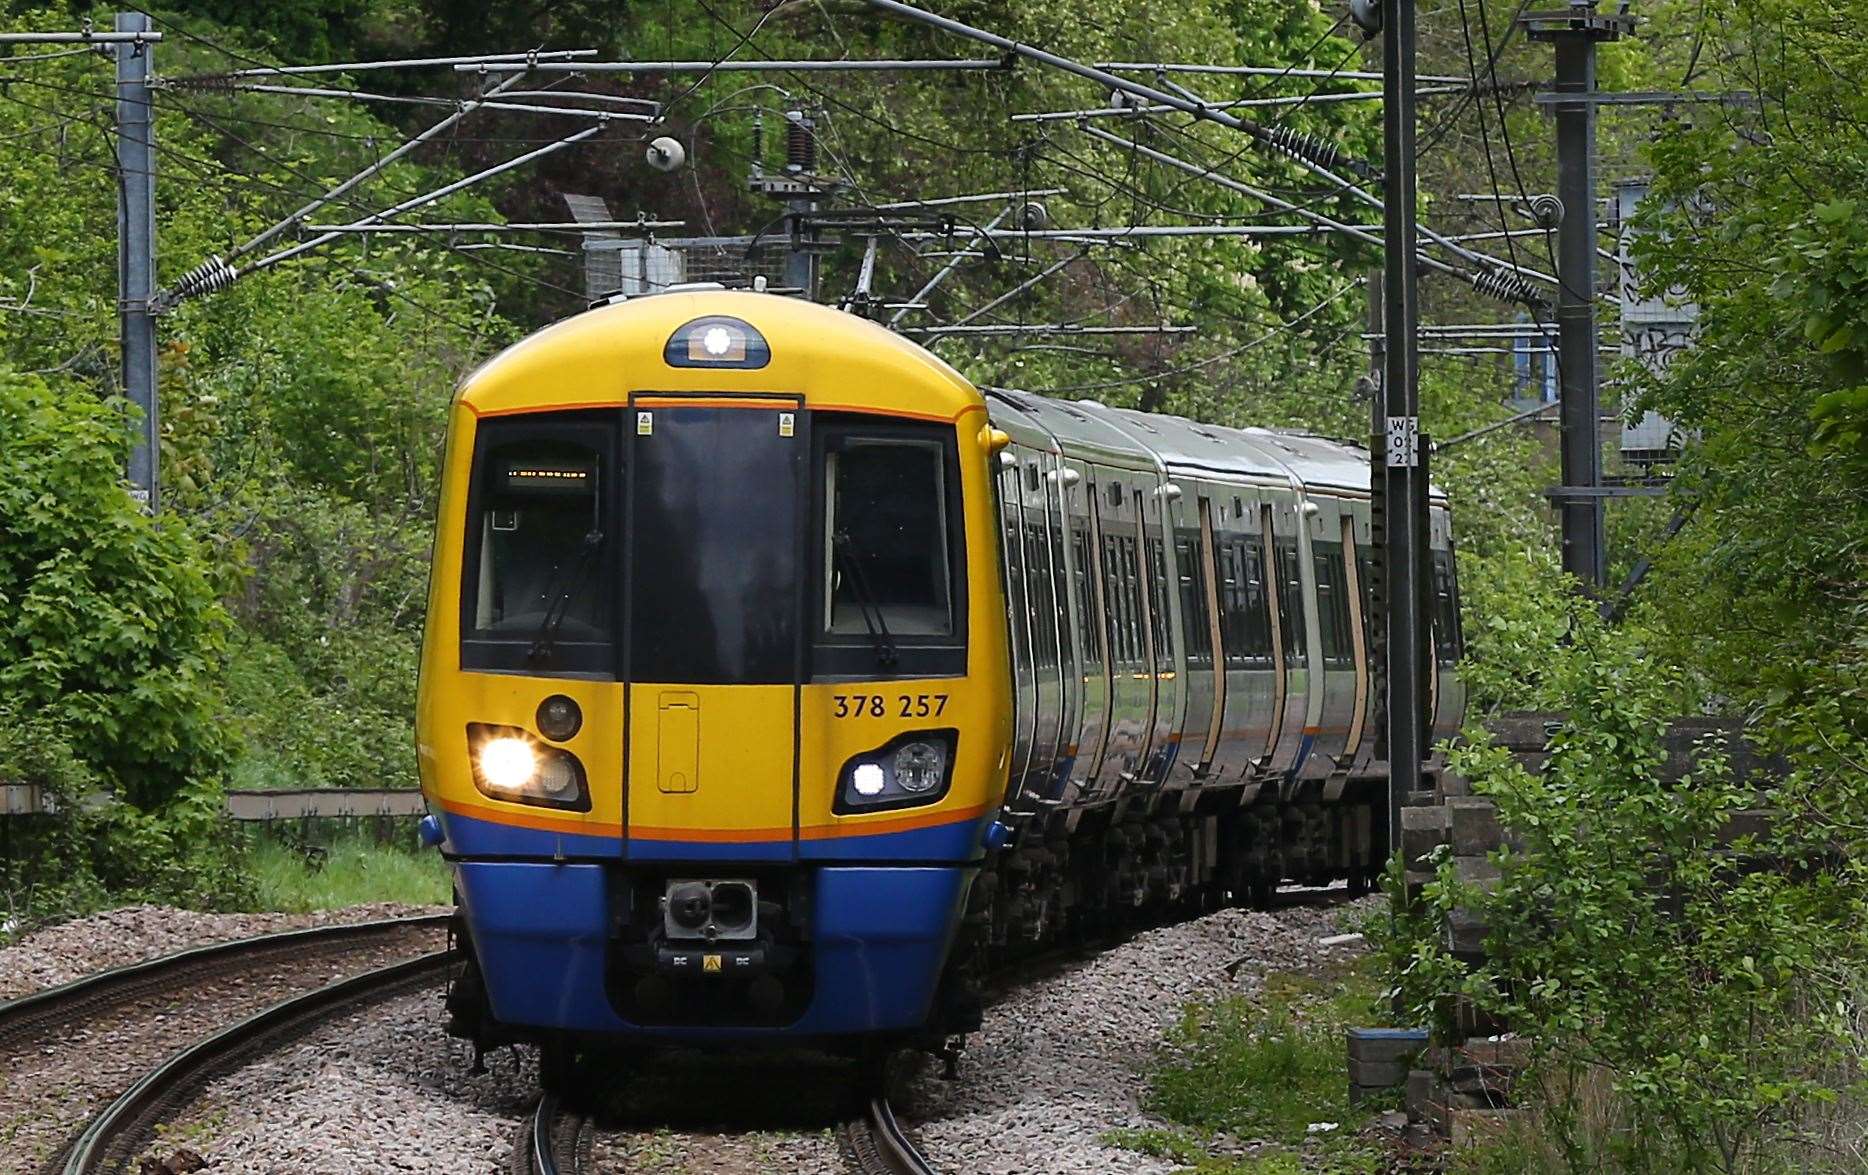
[500,460,594,496]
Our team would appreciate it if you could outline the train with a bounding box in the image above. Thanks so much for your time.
[413,287,1464,1071]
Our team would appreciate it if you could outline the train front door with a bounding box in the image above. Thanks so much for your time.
[620,394,806,861]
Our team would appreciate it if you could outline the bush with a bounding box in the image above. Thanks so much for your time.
[0,697,253,927]
[0,368,232,808]
[1378,625,1867,1173]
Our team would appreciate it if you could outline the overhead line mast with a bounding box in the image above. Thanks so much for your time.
[1375,0,1429,860]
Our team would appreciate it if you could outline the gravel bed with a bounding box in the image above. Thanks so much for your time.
[154,987,537,1174]
[585,1124,843,1174]
[0,924,447,1171]
[901,890,1381,1175]
[175,1022,850,1174]
[582,1052,849,1175]
[61,893,1371,1174]
[0,902,447,1001]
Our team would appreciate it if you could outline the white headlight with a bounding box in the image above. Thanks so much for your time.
[478,736,536,791]
[851,761,887,797]
[893,741,945,793]
[535,753,580,799]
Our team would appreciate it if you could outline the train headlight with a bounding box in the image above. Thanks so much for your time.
[835,730,956,814]
[664,315,771,369]
[894,742,944,793]
[851,762,887,797]
[536,694,583,742]
[479,737,535,791]
[468,724,591,812]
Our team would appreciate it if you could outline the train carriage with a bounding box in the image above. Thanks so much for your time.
[415,288,1462,1063]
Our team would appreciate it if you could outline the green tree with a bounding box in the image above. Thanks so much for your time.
[0,368,231,807]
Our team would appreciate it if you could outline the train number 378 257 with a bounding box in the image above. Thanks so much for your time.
[832,693,949,719]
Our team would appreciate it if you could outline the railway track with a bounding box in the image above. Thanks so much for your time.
[507,888,1358,1174]
[841,1094,938,1175]
[515,1072,936,1174]
[0,914,447,1049]
[50,949,453,1173]
[0,915,450,1174]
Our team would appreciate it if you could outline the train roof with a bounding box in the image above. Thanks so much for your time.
[985,387,1448,505]
[985,387,1160,470]
[455,289,982,423]
[454,289,1444,506]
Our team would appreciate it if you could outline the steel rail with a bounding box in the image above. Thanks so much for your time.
[0,914,447,1048]
[57,949,453,1174]
[843,1096,936,1175]
[518,1077,931,1174]
[517,1091,591,1175]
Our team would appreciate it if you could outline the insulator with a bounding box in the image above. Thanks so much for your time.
[1469,266,1548,311]
[167,72,238,93]
[750,111,764,169]
[785,112,815,173]
[169,254,238,303]
[1258,124,1348,176]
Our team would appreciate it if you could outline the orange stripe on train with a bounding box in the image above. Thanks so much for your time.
[439,797,990,843]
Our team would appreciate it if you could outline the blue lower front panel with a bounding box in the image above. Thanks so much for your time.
[455,861,620,1030]
[454,860,970,1039]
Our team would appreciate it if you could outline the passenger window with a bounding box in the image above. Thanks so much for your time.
[1274,538,1308,669]
[1071,519,1102,676]
[1146,535,1170,664]
[1025,521,1057,671]
[1312,540,1355,666]
[1102,531,1144,669]
[1221,537,1273,668]
[1175,533,1212,669]
[1432,549,1463,665]
[824,439,953,636]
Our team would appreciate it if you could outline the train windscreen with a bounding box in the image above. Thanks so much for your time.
[824,439,953,636]
[811,417,966,680]
[460,411,617,676]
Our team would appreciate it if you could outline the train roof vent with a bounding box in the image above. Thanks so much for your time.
[665,281,727,294]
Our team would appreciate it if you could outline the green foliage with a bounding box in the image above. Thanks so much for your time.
[1628,0,1868,716]
[1451,546,1577,710]
[1377,624,1868,1173]
[1154,997,1350,1144]
[1116,961,1391,1174]
[0,7,513,916]
[245,831,449,912]
[224,630,417,791]
[1102,1129,1314,1175]
[161,0,379,62]
[0,696,252,923]
[0,367,232,808]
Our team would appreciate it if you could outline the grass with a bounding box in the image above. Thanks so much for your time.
[1105,956,1396,1175]
[245,832,449,912]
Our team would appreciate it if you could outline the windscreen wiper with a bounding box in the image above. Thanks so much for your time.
[833,529,898,668]
[528,529,603,667]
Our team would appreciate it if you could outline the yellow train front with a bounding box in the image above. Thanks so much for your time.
[416,290,1011,1050]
